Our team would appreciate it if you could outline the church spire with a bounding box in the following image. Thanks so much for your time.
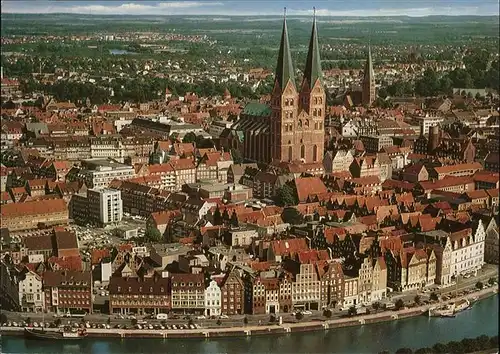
[362,45,376,106]
[275,7,295,91]
[303,7,322,89]
[364,45,375,84]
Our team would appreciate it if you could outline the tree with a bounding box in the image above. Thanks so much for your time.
[230,212,239,227]
[216,319,222,326]
[475,281,483,289]
[414,295,421,305]
[395,348,413,354]
[295,312,304,321]
[372,302,380,311]
[269,314,276,323]
[395,299,405,310]
[107,317,111,325]
[0,313,7,324]
[145,226,162,242]
[243,316,248,325]
[430,292,439,301]
[281,208,303,225]
[131,318,138,326]
[54,318,62,327]
[488,277,496,285]
[275,184,298,207]
[213,207,223,226]
[348,306,357,316]
[188,318,194,327]
[230,148,243,164]
[182,132,197,143]
[323,309,332,318]
[161,320,167,327]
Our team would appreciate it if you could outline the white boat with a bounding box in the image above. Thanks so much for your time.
[429,299,470,317]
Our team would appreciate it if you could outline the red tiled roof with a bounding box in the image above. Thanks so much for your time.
[1,199,67,218]
[294,177,328,203]
[419,176,474,190]
[270,238,309,256]
[91,249,110,265]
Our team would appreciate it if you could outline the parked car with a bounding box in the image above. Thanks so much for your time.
[196,315,206,320]
[302,310,312,315]
[219,315,229,319]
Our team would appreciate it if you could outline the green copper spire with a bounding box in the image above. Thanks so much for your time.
[275,8,295,91]
[363,45,375,84]
[303,8,322,89]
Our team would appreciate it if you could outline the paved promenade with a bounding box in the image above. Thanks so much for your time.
[2,287,497,339]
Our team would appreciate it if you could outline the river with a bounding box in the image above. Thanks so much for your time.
[2,295,497,354]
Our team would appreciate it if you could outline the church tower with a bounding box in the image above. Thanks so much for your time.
[270,9,298,162]
[362,46,376,106]
[298,9,325,163]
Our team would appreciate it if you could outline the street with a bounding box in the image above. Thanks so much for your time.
[3,264,497,330]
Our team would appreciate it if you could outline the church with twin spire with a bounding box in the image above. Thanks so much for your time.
[229,11,326,165]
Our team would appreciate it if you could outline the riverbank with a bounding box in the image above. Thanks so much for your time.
[2,287,497,340]
[3,295,498,354]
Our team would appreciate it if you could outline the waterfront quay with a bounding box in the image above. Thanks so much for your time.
[2,286,497,340]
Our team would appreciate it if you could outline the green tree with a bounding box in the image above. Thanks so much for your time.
[269,314,276,323]
[372,302,380,311]
[107,317,111,325]
[281,208,303,225]
[275,184,298,206]
[230,148,243,164]
[348,306,357,316]
[182,132,197,143]
[295,312,304,321]
[243,316,248,325]
[414,68,440,97]
[395,348,413,354]
[430,292,439,301]
[395,299,405,310]
[475,281,483,289]
[213,207,223,226]
[414,295,421,305]
[230,212,239,227]
[323,309,332,318]
[145,226,162,242]
[216,319,222,326]
[54,318,62,327]
[131,318,138,326]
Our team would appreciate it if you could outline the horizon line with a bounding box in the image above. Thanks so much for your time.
[2,12,500,17]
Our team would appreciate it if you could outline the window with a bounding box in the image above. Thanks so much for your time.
[305,120,309,128]
[298,120,302,128]
[288,146,293,162]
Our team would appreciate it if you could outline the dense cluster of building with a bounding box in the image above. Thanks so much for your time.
[0,15,498,318]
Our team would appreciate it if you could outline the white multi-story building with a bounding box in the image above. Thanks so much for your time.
[204,280,221,317]
[484,218,499,264]
[323,149,355,174]
[88,188,123,225]
[291,263,321,311]
[342,276,359,309]
[415,115,444,135]
[78,159,135,189]
[449,222,485,277]
[18,269,44,312]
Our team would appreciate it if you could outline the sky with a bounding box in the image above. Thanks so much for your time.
[1,0,499,17]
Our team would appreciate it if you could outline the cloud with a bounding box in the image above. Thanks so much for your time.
[287,6,492,17]
[2,1,224,15]
[1,1,497,16]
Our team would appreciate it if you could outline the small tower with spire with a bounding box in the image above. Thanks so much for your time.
[362,46,376,106]
[270,7,298,163]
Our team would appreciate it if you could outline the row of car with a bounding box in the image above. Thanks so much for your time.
[110,323,202,330]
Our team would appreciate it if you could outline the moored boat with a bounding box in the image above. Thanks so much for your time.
[24,327,87,340]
